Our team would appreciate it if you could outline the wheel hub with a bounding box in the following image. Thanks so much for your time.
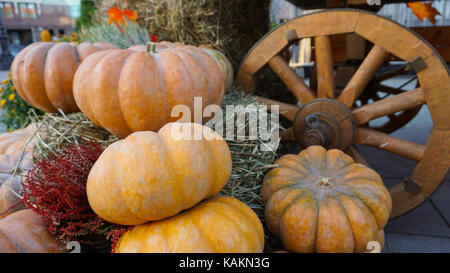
[293,99,356,150]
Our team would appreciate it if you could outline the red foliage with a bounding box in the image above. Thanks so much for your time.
[22,140,105,243]
[108,226,133,253]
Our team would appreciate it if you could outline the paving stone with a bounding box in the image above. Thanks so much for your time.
[430,178,450,224]
[384,232,450,253]
[385,200,450,237]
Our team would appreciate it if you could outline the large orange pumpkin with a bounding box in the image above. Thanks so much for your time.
[129,42,233,90]
[87,122,232,225]
[73,42,225,138]
[261,146,392,253]
[199,45,234,90]
[10,41,117,113]
[0,209,65,253]
[115,196,264,253]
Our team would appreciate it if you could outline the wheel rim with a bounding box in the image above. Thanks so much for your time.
[236,9,450,218]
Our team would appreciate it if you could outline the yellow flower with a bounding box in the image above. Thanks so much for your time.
[0,87,2,92]
[0,99,6,106]
[11,109,15,114]
[2,79,8,85]
[20,103,24,107]
[7,114,10,118]
[10,86,15,91]
[8,94,15,101]
[8,128,12,132]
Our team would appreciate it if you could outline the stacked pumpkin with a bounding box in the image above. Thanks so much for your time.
[0,123,37,219]
[87,122,264,253]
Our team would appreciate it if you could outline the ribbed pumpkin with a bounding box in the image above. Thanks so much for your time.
[199,45,234,90]
[73,42,225,138]
[10,41,117,113]
[0,177,25,219]
[261,146,392,253]
[115,196,264,253]
[0,123,36,156]
[0,209,65,253]
[129,42,233,90]
[87,122,232,225]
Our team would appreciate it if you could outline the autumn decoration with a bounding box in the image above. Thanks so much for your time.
[87,122,232,225]
[115,196,264,253]
[261,146,392,253]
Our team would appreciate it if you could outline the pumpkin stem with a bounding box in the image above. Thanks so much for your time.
[146,42,157,54]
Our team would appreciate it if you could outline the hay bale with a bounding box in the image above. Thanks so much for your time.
[94,0,270,69]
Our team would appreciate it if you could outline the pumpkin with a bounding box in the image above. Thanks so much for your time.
[115,196,264,253]
[129,42,233,90]
[274,229,386,253]
[87,122,232,225]
[10,41,117,113]
[40,29,52,42]
[199,45,234,90]
[0,209,65,253]
[261,145,392,253]
[0,123,36,155]
[73,42,225,138]
[0,153,33,218]
[0,177,24,219]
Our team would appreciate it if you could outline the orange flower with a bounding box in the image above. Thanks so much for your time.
[123,9,138,21]
[107,5,125,35]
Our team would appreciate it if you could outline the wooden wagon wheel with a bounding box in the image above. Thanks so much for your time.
[236,9,450,218]
[358,66,423,133]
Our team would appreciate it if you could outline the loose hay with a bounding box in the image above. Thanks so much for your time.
[28,109,117,159]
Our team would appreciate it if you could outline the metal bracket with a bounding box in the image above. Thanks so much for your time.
[403,177,422,195]
[285,29,298,43]
[406,57,428,73]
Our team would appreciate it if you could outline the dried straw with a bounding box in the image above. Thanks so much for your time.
[28,109,117,159]
[94,0,271,68]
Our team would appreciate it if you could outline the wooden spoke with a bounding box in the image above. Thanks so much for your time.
[268,55,316,105]
[356,128,425,162]
[352,88,425,125]
[314,35,335,99]
[338,45,390,107]
[345,145,370,167]
[280,127,296,141]
[254,96,299,122]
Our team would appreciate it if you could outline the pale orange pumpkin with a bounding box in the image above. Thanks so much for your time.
[115,196,264,253]
[10,42,117,113]
[0,209,65,253]
[0,152,33,219]
[87,122,232,225]
[261,145,392,253]
[0,123,36,155]
[73,42,225,138]
[129,42,233,90]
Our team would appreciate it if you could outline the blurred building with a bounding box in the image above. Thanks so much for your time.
[0,0,78,52]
